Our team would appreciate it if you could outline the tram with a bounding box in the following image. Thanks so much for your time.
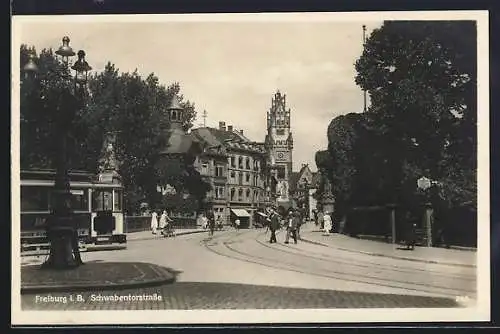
[20,169,127,252]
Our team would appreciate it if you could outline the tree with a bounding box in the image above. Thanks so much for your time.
[20,45,74,170]
[354,21,477,208]
[20,44,204,215]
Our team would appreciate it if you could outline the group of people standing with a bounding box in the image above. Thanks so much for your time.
[266,207,307,244]
[313,209,334,236]
[150,210,174,236]
[198,211,224,236]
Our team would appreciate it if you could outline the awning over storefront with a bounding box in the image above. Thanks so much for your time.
[231,209,251,217]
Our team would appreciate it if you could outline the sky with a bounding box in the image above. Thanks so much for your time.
[15,14,383,172]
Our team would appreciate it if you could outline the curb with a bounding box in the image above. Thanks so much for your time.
[85,245,127,252]
[127,229,208,242]
[299,236,476,269]
[353,234,477,252]
[21,264,176,294]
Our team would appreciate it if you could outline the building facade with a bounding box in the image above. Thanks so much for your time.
[289,164,320,219]
[265,91,294,209]
[192,141,228,220]
[191,123,268,227]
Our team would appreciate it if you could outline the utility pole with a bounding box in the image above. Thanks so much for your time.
[202,109,208,127]
[362,24,367,113]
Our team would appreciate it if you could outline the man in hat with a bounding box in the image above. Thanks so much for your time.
[284,209,299,244]
[268,208,280,243]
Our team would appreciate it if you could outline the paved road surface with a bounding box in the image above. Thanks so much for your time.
[21,225,476,309]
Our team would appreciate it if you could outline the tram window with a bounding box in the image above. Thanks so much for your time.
[71,189,89,211]
[92,189,113,211]
[114,190,122,211]
[21,186,49,211]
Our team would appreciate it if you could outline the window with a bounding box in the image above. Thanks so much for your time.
[215,165,224,177]
[246,157,251,169]
[277,129,285,135]
[245,173,250,183]
[71,189,89,211]
[238,189,243,201]
[215,187,225,199]
[230,171,235,180]
[246,189,251,200]
[113,189,122,211]
[230,156,236,168]
[230,188,235,201]
[254,190,258,202]
[201,162,209,175]
[21,186,50,211]
[238,172,243,185]
[277,166,286,179]
[238,157,243,169]
[92,189,113,211]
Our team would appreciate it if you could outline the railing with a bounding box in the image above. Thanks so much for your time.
[342,204,477,248]
[124,215,198,233]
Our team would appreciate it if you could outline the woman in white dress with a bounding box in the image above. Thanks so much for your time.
[159,210,167,231]
[323,212,332,236]
[151,211,158,235]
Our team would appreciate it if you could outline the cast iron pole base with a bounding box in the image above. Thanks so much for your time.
[41,217,84,270]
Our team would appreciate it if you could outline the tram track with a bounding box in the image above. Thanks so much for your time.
[254,232,476,281]
[200,229,475,299]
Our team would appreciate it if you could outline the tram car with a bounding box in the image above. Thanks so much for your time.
[20,169,127,252]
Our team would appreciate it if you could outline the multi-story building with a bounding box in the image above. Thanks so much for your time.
[191,123,268,227]
[191,137,228,220]
[265,90,294,209]
[289,164,320,219]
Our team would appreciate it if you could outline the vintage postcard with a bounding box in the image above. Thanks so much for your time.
[11,11,490,325]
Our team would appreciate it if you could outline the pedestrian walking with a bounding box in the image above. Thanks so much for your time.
[208,211,216,237]
[317,209,324,231]
[216,215,224,231]
[201,214,208,230]
[150,210,158,235]
[286,211,300,244]
[285,209,299,244]
[235,218,240,231]
[323,212,332,236]
[269,209,280,243]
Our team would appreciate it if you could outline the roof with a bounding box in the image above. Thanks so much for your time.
[231,209,251,217]
[311,172,321,187]
[160,128,198,155]
[21,169,95,183]
[191,127,266,154]
[289,165,320,192]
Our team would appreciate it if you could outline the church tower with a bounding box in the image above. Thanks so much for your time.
[265,90,293,207]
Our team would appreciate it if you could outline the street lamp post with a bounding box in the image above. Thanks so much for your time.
[23,36,91,269]
[416,176,438,247]
[304,180,310,221]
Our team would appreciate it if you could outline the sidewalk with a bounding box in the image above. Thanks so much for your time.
[299,223,476,268]
[127,228,208,242]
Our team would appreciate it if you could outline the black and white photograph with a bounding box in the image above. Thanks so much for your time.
[11,11,489,325]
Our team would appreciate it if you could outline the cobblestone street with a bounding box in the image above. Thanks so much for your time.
[22,282,458,310]
[21,223,476,310]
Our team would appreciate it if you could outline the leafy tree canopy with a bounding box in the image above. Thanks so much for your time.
[20,45,208,214]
